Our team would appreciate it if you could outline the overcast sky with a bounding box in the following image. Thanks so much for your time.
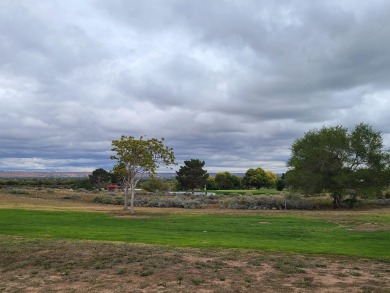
[1,0,390,173]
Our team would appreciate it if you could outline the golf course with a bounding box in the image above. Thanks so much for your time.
[1,188,389,292]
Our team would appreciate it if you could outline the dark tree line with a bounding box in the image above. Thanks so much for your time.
[6,123,387,212]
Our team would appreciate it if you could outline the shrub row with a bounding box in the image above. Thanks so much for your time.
[93,194,207,209]
[367,198,390,206]
[93,195,124,205]
[220,196,318,210]
[93,193,390,210]
[135,197,205,209]
[93,193,320,210]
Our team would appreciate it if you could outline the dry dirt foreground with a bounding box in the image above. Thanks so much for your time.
[1,236,389,293]
[0,191,390,292]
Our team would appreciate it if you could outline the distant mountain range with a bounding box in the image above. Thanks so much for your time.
[0,171,247,179]
[0,171,284,179]
[0,171,91,178]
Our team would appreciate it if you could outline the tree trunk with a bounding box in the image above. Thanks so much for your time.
[333,194,341,209]
[124,185,129,210]
[130,188,135,214]
[129,177,135,214]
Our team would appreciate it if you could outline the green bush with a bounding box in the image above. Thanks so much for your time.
[113,196,125,205]
[93,195,113,204]
[284,193,302,201]
[383,188,390,199]
[341,197,359,208]
[93,195,125,205]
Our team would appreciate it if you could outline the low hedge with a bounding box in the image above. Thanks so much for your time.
[93,193,319,210]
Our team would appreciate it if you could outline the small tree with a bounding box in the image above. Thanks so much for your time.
[214,172,243,190]
[176,159,209,193]
[266,171,278,188]
[286,123,390,208]
[206,176,217,190]
[243,167,273,189]
[215,172,234,190]
[276,179,285,191]
[231,174,243,189]
[89,168,110,190]
[111,136,175,213]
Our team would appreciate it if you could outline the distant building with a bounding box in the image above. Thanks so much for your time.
[107,183,120,193]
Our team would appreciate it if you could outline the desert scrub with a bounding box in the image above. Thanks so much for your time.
[62,194,81,200]
[92,193,206,208]
[93,195,124,205]
[368,199,390,206]
[220,195,317,210]
[7,189,30,195]
[90,192,387,210]
[135,197,205,209]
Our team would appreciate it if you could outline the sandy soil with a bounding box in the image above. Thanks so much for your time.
[1,237,389,293]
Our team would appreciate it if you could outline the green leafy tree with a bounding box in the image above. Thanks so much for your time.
[286,123,390,208]
[243,167,275,189]
[89,168,110,190]
[108,171,120,184]
[231,174,243,189]
[276,179,285,191]
[215,172,234,190]
[265,171,278,188]
[111,136,175,213]
[176,159,209,193]
[71,178,94,190]
[214,172,243,190]
[206,176,217,190]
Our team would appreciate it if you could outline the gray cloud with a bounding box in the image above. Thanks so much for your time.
[1,0,390,173]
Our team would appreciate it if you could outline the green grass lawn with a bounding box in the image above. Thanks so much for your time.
[1,208,389,259]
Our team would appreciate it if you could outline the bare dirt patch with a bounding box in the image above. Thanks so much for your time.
[350,223,390,232]
[1,236,389,293]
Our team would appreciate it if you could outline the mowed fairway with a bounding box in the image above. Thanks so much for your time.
[1,191,390,292]
[1,207,389,259]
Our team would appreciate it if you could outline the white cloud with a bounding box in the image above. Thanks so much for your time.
[1,0,390,173]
